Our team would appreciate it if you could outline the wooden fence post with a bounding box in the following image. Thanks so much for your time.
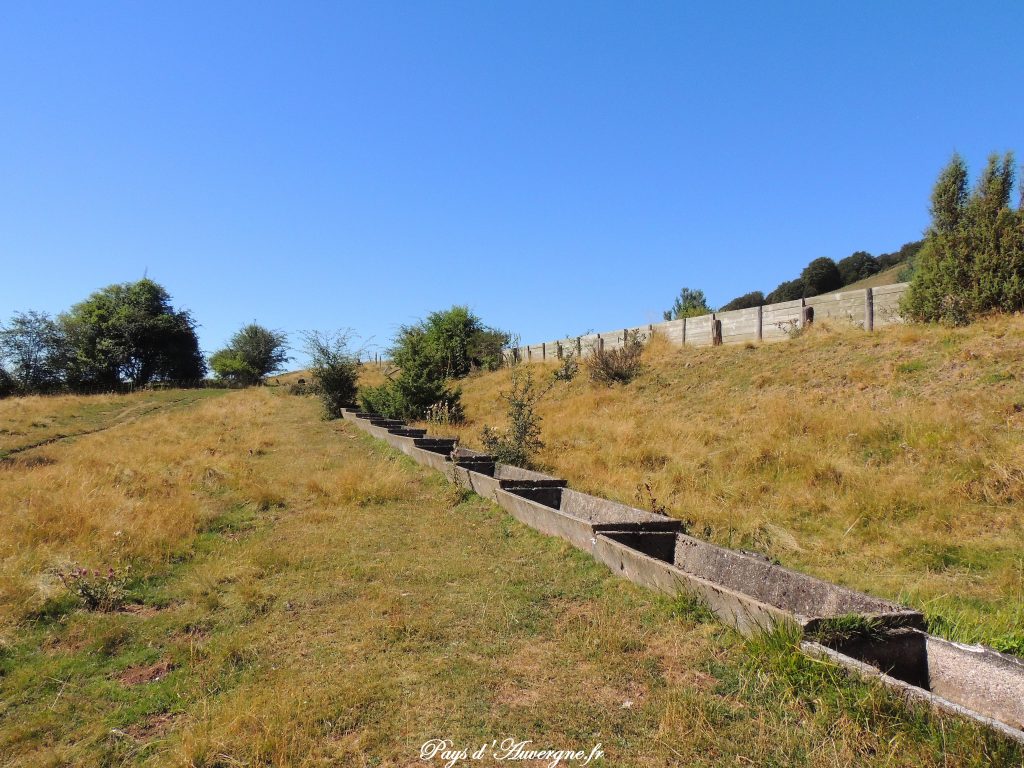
[865,288,874,331]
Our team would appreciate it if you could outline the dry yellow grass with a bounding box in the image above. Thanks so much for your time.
[1,386,1017,765]
[435,315,1024,650]
[843,263,908,290]
[0,389,219,456]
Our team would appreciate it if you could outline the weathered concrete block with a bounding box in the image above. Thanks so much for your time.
[592,531,921,636]
[804,637,1024,742]
[650,319,684,345]
[873,282,909,326]
[683,314,714,347]
[413,437,457,455]
[926,635,1024,730]
[453,463,567,502]
[806,289,869,328]
[761,299,804,341]
[388,427,427,438]
[492,488,680,553]
[717,307,760,345]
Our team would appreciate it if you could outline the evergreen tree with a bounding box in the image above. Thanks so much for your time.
[663,288,711,320]
[929,153,969,235]
[904,151,1024,324]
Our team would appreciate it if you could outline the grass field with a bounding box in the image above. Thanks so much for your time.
[1,386,1020,765]
[842,264,910,290]
[0,389,226,458]
[434,315,1024,655]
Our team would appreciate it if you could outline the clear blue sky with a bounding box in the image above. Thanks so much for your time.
[2,2,1021,362]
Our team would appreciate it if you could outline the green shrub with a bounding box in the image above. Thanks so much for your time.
[358,306,508,421]
[903,152,1024,325]
[663,287,711,320]
[765,278,804,303]
[585,330,645,385]
[551,351,579,382]
[836,251,880,285]
[210,324,290,385]
[302,330,360,419]
[480,368,551,468]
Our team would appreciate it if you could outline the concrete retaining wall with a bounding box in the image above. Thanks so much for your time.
[761,298,806,341]
[507,283,910,361]
[873,283,907,326]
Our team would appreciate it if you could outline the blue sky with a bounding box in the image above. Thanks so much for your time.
[2,2,1021,362]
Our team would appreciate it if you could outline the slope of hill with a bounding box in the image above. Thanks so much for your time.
[844,263,911,290]
[433,315,1024,652]
[6,387,1015,763]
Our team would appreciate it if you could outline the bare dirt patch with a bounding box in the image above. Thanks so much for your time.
[117,659,175,686]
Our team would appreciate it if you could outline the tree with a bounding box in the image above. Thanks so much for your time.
[765,278,804,304]
[903,151,1024,324]
[303,330,361,418]
[394,305,509,378]
[663,288,711,320]
[836,251,880,285]
[930,152,969,235]
[359,306,507,421]
[800,257,842,297]
[877,240,924,270]
[59,279,204,388]
[209,324,290,386]
[0,311,69,394]
[0,365,15,398]
[719,291,764,312]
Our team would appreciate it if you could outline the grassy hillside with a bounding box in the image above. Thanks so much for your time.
[434,315,1024,653]
[0,388,225,458]
[1,387,1019,764]
[843,263,909,290]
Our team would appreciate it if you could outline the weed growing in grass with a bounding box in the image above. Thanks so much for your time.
[897,359,928,374]
[585,329,645,385]
[481,367,553,469]
[445,462,473,508]
[669,591,716,624]
[303,330,361,419]
[58,565,131,611]
[807,614,888,646]
[552,350,579,382]
[775,318,804,339]
[425,399,463,426]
